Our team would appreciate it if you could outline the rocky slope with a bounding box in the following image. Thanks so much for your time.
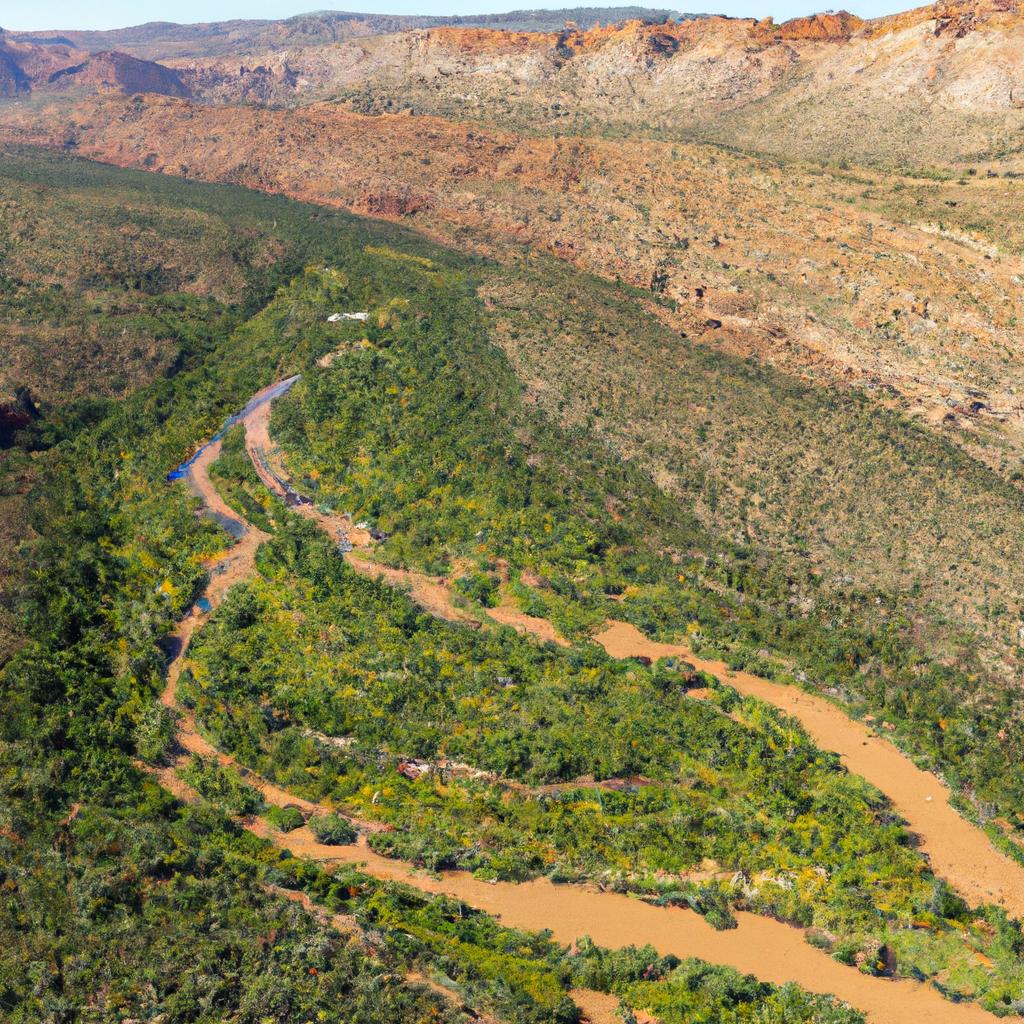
[4,93,1021,455]
[0,36,190,97]
[0,48,28,96]
[7,3,1024,163]
[10,8,689,60]
[5,2,1024,652]
[140,1,1024,167]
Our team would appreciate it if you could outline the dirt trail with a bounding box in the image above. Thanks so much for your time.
[159,373,1024,1024]
[488,590,569,646]
[570,989,660,1024]
[148,770,610,1024]
[161,760,909,1024]
[569,990,629,1024]
[244,399,373,544]
[246,399,575,639]
[594,621,1024,917]
[347,553,483,625]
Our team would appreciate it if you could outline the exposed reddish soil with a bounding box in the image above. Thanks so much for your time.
[244,397,374,548]
[570,989,628,1024]
[183,374,1024,918]
[349,553,486,625]
[5,92,1023,449]
[0,38,190,97]
[248,409,472,623]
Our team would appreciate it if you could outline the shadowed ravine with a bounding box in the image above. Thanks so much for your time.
[160,372,1024,1024]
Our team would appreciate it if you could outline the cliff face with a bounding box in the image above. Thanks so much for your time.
[0,38,87,90]
[42,50,191,97]
[7,9,692,60]
[145,2,1024,165]
[769,11,865,39]
[7,3,1024,163]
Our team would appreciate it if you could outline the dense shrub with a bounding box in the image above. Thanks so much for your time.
[266,804,306,832]
[309,813,358,845]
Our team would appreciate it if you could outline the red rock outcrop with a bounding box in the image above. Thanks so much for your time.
[46,50,191,97]
[0,38,190,97]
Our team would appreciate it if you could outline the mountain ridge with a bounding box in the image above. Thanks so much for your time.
[0,36,190,97]
[5,1,1024,167]
[7,7,693,60]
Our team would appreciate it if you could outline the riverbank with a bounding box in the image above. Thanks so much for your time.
[159,371,1024,1024]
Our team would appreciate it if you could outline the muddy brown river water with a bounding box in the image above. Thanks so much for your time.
[160,374,1024,1024]
[237,821,1012,1024]
[594,622,1024,917]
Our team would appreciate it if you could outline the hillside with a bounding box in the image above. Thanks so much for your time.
[9,8,690,60]
[0,36,190,97]
[5,92,1024,662]
[7,3,1024,162]
[0,148,343,667]
[7,97,1024,427]
[8,4,1024,1023]
[7,147,1024,1023]
[0,146,889,1024]
[184,1,1019,167]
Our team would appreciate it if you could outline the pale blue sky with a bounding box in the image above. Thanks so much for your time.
[2,0,914,33]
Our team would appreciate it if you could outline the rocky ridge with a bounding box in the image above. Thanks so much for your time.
[8,8,690,60]
[3,91,1022,469]
[0,36,190,98]
[6,3,1024,163]
[142,1,1024,166]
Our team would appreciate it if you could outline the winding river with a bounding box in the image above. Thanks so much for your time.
[160,371,1024,1024]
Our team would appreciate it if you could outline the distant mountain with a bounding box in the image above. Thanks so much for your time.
[0,36,190,97]
[0,45,29,96]
[149,0,1022,168]
[9,8,694,60]
[6,1,1024,167]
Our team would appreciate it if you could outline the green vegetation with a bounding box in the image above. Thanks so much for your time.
[616,959,865,1024]
[485,254,1024,655]
[571,941,864,1024]
[265,803,306,832]
[180,754,266,816]
[209,423,281,533]
[259,242,1024,1009]
[1,797,471,1024]
[134,700,178,764]
[268,253,1024,861]
[1,153,268,409]
[309,813,358,844]
[0,142,428,665]
[0,147,871,1023]
[170,255,1024,1007]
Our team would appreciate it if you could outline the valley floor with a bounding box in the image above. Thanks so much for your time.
[159,365,1024,1024]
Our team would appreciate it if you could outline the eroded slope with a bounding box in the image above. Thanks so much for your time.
[5,101,1024,660]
